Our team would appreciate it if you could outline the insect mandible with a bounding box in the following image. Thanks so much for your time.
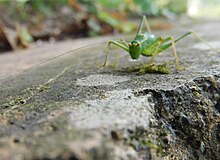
[101,15,218,70]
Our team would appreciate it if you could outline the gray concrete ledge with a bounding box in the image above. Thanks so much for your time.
[0,21,220,160]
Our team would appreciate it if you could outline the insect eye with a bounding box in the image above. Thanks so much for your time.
[137,43,140,46]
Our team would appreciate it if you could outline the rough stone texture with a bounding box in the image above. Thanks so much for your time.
[0,21,220,160]
[0,36,114,81]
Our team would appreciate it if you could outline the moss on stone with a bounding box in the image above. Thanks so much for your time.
[128,63,170,74]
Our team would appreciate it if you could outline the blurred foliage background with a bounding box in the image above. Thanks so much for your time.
[0,0,219,52]
[0,0,187,35]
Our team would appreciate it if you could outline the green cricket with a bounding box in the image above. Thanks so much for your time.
[101,15,218,73]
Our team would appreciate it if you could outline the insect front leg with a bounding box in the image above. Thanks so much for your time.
[102,40,129,67]
[142,37,163,64]
[149,37,163,65]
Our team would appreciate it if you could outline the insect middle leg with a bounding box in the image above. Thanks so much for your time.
[147,36,183,70]
[170,36,183,70]
[175,31,220,53]
[161,36,184,70]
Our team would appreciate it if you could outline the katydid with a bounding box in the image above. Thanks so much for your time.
[102,15,218,70]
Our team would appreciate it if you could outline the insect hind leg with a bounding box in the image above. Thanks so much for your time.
[137,15,152,35]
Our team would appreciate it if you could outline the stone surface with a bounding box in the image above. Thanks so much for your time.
[0,21,220,160]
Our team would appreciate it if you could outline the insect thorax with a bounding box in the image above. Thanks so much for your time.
[135,32,156,43]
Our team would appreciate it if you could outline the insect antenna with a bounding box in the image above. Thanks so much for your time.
[18,42,107,75]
